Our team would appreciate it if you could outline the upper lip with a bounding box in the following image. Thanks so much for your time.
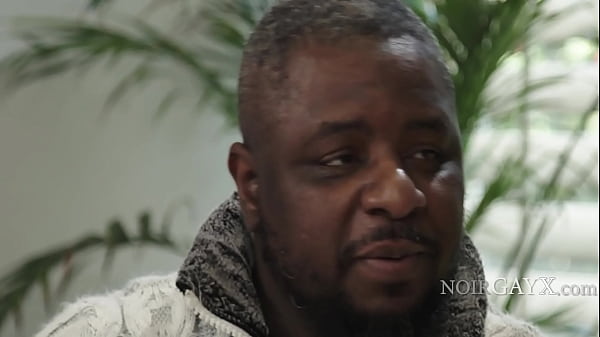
[353,240,431,260]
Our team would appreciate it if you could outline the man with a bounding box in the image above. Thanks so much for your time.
[36,1,543,336]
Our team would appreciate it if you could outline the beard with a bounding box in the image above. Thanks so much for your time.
[289,292,414,337]
[284,279,444,337]
[254,220,446,337]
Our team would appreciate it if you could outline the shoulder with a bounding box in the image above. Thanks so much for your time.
[485,306,545,337]
[34,273,197,337]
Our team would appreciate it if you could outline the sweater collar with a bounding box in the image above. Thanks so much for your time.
[176,193,487,337]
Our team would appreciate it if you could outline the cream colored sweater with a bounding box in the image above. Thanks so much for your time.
[35,273,543,337]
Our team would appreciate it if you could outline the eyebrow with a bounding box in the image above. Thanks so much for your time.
[305,118,372,145]
[403,117,450,136]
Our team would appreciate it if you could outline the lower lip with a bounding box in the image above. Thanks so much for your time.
[352,254,430,283]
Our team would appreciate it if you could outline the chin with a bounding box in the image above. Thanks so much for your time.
[355,292,424,317]
[342,280,434,320]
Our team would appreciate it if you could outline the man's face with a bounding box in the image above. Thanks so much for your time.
[249,37,463,318]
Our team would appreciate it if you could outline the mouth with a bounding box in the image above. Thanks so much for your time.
[351,240,434,283]
[354,239,432,259]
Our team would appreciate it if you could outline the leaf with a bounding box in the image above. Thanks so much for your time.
[139,211,152,240]
[153,89,181,121]
[55,259,80,299]
[105,219,129,245]
[485,74,565,117]
[87,0,113,10]
[404,0,427,18]
[465,158,529,233]
[0,235,103,328]
[40,272,51,315]
[426,0,549,146]
[1,16,235,119]
[0,1,595,331]
[529,304,576,328]
[503,215,550,311]
[0,217,181,330]
[1,18,153,88]
[104,62,155,112]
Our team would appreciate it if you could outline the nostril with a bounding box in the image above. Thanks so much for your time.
[366,207,420,221]
[366,207,390,218]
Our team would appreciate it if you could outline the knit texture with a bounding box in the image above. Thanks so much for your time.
[176,193,488,337]
[36,194,545,337]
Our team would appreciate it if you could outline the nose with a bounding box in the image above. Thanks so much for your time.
[361,166,426,219]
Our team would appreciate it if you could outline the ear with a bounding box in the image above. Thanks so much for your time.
[228,142,260,232]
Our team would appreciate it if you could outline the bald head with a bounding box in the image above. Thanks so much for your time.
[237,0,454,152]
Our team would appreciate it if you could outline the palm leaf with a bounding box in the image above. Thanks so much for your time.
[1,17,236,122]
[0,235,102,329]
[87,0,113,10]
[413,0,552,146]
[0,0,596,332]
[465,157,530,233]
[499,99,598,311]
[527,304,578,331]
[0,213,179,330]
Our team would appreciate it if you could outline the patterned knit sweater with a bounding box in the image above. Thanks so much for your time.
[35,195,544,337]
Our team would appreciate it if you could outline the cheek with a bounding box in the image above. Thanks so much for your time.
[423,164,464,272]
[429,165,464,225]
[261,182,350,284]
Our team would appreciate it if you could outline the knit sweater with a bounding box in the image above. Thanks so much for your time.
[35,195,544,337]
[34,273,542,337]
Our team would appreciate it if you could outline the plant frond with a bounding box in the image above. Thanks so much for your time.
[0,216,179,330]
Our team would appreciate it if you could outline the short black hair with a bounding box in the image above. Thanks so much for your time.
[238,0,453,149]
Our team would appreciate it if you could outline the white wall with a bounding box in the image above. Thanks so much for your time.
[1,3,241,336]
[0,69,242,337]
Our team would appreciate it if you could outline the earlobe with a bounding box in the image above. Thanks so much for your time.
[228,142,261,232]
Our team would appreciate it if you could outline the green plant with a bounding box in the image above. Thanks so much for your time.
[0,210,185,332]
[0,0,597,335]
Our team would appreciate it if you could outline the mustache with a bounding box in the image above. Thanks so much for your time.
[339,223,437,267]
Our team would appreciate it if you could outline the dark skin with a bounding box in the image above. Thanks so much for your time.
[229,37,464,337]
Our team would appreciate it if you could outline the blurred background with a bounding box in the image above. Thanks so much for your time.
[0,0,597,336]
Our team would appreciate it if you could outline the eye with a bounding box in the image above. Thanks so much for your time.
[403,148,444,176]
[412,149,441,161]
[321,153,359,167]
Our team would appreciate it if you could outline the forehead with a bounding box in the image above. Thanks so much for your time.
[277,37,454,125]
